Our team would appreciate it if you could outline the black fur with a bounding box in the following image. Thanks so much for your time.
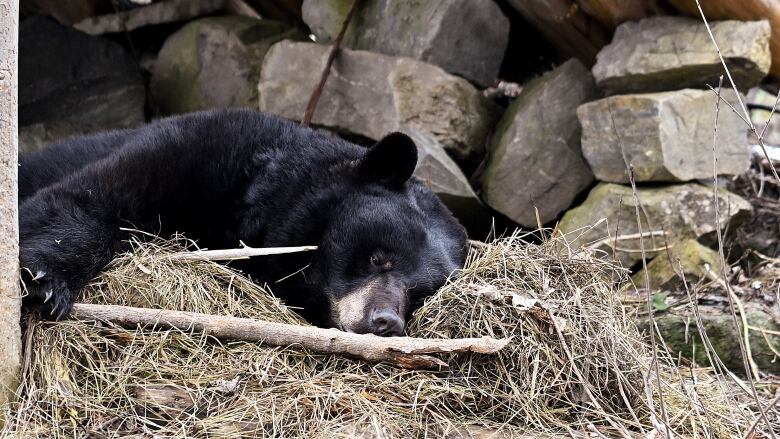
[19,109,468,331]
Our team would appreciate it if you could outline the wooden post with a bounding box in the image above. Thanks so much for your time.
[0,0,21,422]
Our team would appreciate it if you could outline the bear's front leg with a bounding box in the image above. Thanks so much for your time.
[19,189,124,319]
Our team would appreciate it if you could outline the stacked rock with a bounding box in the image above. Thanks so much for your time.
[557,16,772,287]
[17,2,776,281]
[258,0,511,229]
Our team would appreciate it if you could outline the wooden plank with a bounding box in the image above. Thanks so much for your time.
[507,0,610,66]
[0,0,21,423]
[576,0,660,30]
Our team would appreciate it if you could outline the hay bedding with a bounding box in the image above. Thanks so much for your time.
[1,235,770,438]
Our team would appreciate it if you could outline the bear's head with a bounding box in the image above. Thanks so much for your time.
[309,133,468,336]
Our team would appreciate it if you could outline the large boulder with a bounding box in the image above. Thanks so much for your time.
[578,89,750,183]
[18,16,145,153]
[258,41,499,159]
[150,15,304,116]
[593,17,771,94]
[405,128,487,229]
[481,60,598,227]
[301,0,509,87]
[558,183,752,267]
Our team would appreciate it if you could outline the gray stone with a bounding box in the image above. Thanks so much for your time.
[258,41,499,159]
[593,17,771,94]
[640,301,780,374]
[405,128,486,228]
[557,183,752,267]
[301,0,509,87]
[578,89,750,183]
[18,16,145,153]
[74,0,226,35]
[481,60,598,227]
[150,15,304,116]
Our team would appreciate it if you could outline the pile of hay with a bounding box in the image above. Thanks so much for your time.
[1,235,773,437]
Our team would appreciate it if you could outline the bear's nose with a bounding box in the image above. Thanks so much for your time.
[370,309,404,337]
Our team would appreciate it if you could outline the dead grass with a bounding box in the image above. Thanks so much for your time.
[1,234,775,438]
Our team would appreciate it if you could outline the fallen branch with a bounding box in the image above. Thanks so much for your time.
[168,245,317,261]
[69,303,510,369]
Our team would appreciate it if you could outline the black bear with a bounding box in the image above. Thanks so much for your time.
[18,109,468,336]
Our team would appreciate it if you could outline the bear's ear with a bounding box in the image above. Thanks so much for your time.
[356,132,418,188]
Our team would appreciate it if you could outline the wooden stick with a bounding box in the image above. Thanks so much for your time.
[301,0,360,127]
[70,303,510,369]
[168,245,317,261]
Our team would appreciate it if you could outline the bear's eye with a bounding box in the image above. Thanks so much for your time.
[370,253,392,271]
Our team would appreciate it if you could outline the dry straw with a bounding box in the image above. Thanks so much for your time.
[1,234,774,437]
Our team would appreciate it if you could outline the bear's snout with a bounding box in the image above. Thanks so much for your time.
[330,278,409,336]
[369,309,404,337]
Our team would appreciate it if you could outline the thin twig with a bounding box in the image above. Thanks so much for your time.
[743,392,780,439]
[695,0,780,188]
[301,0,360,127]
[710,77,776,438]
[168,245,317,261]
[607,101,672,438]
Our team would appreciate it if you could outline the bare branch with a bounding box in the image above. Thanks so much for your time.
[69,303,510,370]
[695,0,780,187]
[607,100,672,439]
[709,76,777,438]
[301,0,360,126]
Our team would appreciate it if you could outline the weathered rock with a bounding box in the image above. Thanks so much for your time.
[301,0,509,87]
[593,17,771,94]
[558,183,752,267]
[405,129,487,229]
[258,41,499,159]
[19,16,145,154]
[578,89,750,183]
[640,301,780,373]
[151,15,304,116]
[481,60,598,227]
[74,0,226,35]
[631,240,721,290]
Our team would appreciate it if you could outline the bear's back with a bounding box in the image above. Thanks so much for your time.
[18,109,360,202]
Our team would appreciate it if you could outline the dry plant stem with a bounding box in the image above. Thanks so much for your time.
[744,392,780,439]
[758,88,780,140]
[710,79,777,439]
[678,263,746,434]
[704,265,760,379]
[546,309,633,439]
[168,245,317,261]
[694,0,780,188]
[607,102,671,438]
[69,303,510,369]
[301,0,360,126]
